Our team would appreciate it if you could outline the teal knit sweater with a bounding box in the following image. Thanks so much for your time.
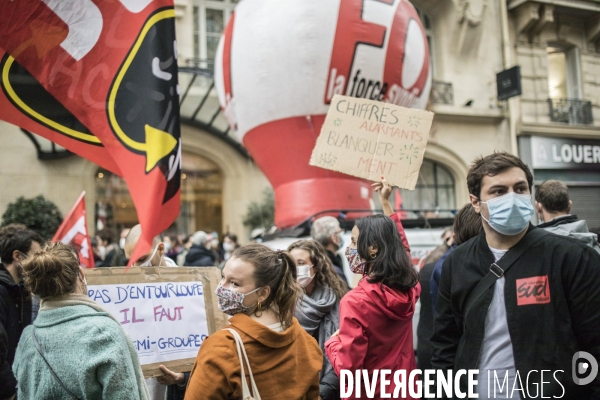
[13,303,147,399]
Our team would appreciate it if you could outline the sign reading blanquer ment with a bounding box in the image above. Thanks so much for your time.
[309,95,433,189]
[85,266,228,378]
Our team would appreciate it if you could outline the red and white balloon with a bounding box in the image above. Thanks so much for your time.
[215,0,431,227]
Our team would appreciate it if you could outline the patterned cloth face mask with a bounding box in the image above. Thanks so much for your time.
[345,247,366,275]
[215,285,260,316]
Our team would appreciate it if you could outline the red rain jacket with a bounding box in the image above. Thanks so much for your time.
[390,212,411,256]
[325,278,421,399]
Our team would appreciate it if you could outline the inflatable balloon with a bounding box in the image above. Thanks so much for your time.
[215,0,431,228]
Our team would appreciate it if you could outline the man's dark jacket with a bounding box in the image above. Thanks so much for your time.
[326,250,349,288]
[417,262,435,371]
[184,244,215,267]
[431,226,600,399]
[0,263,32,398]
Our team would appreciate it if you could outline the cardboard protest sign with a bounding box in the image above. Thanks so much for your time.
[309,95,434,189]
[84,266,228,378]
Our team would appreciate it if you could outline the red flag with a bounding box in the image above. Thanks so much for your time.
[0,50,120,175]
[0,1,182,265]
[52,192,94,269]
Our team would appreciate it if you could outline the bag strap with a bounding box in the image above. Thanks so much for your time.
[225,328,261,400]
[463,228,550,318]
[31,328,81,400]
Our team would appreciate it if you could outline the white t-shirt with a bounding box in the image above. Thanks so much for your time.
[477,247,522,400]
[267,322,284,332]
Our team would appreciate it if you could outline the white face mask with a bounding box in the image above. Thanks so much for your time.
[98,246,106,259]
[119,238,126,249]
[296,265,314,288]
[223,242,235,252]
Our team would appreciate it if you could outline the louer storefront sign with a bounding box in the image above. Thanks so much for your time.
[531,136,600,171]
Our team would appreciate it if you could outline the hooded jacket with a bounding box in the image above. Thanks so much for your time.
[184,314,323,399]
[325,278,421,400]
[184,244,215,267]
[538,214,600,253]
[13,296,148,400]
[0,263,31,398]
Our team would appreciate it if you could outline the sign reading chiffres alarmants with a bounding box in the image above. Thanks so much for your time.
[310,95,433,189]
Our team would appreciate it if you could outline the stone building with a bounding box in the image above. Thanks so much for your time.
[507,0,600,228]
[1,0,597,239]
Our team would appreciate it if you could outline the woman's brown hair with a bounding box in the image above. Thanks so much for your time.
[232,244,302,328]
[287,240,348,300]
[21,242,80,298]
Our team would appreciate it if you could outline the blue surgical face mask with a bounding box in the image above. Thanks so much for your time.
[480,192,534,236]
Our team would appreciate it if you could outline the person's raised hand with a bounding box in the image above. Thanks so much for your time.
[372,176,393,201]
[372,176,395,216]
[156,365,185,385]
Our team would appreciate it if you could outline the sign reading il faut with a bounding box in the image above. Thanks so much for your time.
[309,95,434,189]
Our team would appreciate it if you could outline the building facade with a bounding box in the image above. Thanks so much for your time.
[6,1,592,240]
[507,0,600,228]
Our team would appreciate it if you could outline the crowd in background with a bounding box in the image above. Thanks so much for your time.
[90,228,241,269]
[1,152,600,400]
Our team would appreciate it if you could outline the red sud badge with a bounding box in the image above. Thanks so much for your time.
[516,275,551,306]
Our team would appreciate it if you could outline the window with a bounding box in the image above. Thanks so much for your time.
[193,0,239,68]
[400,160,455,211]
[94,152,223,236]
[371,160,455,218]
[547,45,582,100]
[415,7,435,78]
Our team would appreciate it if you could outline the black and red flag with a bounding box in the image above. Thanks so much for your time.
[0,0,182,264]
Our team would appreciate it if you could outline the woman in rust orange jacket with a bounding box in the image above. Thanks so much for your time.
[184,244,323,400]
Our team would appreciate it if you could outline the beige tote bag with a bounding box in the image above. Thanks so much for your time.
[225,328,262,400]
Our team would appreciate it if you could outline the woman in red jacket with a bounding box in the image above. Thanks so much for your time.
[325,178,421,400]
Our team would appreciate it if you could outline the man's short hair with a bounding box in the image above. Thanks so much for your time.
[467,152,533,199]
[453,204,483,246]
[0,224,43,264]
[535,180,570,213]
[192,231,208,246]
[97,228,116,245]
[311,216,340,247]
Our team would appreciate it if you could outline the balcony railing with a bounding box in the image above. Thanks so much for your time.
[548,98,594,125]
[430,80,454,105]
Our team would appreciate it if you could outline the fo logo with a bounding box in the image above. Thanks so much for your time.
[572,351,598,386]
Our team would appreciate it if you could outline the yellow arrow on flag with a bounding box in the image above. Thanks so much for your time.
[144,124,178,172]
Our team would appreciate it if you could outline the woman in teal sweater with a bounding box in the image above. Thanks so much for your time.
[13,242,148,400]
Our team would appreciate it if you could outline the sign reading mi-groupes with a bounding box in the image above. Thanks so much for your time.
[531,136,600,170]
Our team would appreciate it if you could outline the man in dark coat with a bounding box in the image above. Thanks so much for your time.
[431,153,600,399]
[310,216,349,288]
[0,224,42,400]
[184,231,215,267]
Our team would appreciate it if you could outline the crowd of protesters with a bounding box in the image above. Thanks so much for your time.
[89,228,241,270]
[1,152,600,399]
